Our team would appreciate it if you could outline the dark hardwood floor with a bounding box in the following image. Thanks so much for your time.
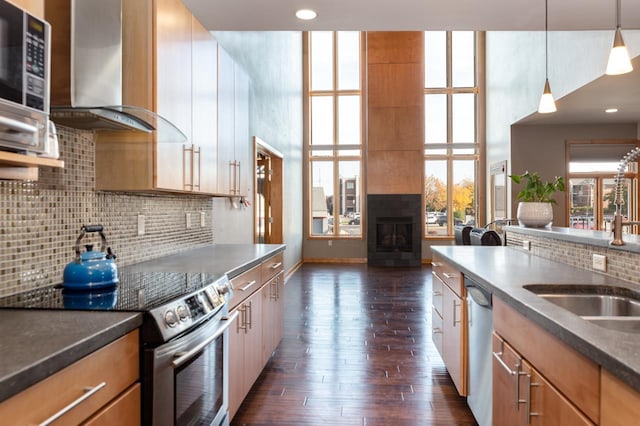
[231,263,477,426]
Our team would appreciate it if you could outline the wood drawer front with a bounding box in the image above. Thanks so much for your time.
[601,369,640,426]
[83,383,141,426]
[493,298,600,424]
[0,330,139,426]
[431,309,443,358]
[431,272,444,317]
[261,252,284,282]
[431,256,463,297]
[229,265,262,309]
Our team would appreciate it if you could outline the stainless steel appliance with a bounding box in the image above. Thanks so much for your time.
[465,275,493,426]
[0,269,234,426]
[0,0,50,154]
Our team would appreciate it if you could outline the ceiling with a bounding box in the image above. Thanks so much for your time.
[183,0,640,31]
[183,0,640,126]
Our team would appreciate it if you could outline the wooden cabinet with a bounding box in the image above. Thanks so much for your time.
[228,252,285,420]
[9,0,43,17]
[262,271,284,363]
[431,255,467,396]
[492,333,594,426]
[601,369,640,426]
[494,297,600,424]
[93,0,218,194]
[217,46,250,196]
[494,298,600,422]
[0,330,140,425]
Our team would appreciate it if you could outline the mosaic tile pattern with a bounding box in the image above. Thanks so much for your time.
[0,127,213,296]
[506,230,640,285]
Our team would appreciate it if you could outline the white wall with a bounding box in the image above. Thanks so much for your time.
[486,29,640,220]
[211,32,304,271]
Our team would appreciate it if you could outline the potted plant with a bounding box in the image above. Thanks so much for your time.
[509,171,565,227]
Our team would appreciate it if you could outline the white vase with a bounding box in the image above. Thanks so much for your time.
[517,202,553,227]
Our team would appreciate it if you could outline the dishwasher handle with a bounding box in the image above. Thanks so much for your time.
[464,276,492,308]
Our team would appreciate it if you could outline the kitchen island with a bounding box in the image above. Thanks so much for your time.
[433,244,640,424]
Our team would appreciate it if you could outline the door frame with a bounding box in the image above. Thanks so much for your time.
[254,136,284,244]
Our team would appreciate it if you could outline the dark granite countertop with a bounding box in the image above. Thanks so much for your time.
[432,245,640,393]
[0,310,142,403]
[127,243,286,278]
[504,225,640,253]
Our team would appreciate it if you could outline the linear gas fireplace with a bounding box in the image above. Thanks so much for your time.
[367,194,421,266]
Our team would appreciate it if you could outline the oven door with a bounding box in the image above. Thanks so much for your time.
[146,310,237,426]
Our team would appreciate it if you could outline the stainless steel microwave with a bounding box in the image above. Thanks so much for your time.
[0,0,50,154]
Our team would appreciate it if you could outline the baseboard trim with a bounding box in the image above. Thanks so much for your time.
[303,258,367,264]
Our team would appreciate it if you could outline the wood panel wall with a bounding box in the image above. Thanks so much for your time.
[366,32,424,194]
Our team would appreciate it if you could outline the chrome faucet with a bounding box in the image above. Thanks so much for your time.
[611,147,640,246]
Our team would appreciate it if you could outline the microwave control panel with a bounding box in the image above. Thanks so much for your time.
[24,15,47,111]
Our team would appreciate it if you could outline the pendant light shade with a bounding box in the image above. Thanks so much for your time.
[606,27,633,75]
[538,79,557,113]
[538,0,556,114]
[606,0,633,75]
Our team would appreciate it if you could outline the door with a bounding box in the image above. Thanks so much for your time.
[254,137,283,244]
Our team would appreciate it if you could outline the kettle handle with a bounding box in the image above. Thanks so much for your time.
[74,225,108,263]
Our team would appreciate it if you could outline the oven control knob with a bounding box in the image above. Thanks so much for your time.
[164,309,178,327]
[176,305,189,322]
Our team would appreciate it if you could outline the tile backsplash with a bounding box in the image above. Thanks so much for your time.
[0,127,213,296]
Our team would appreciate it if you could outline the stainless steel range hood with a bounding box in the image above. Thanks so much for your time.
[47,0,186,142]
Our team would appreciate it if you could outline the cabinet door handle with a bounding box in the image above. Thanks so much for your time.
[237,305,247,331]
[37,382,107,426]
[431,262,443,267]
[239,280,257,292]
[443,272,457,279]
[492,350,517,376]
[193,145,201,190]
[432,291,442,296]
[247,301,252,329]
[432,327,443,335]
[526,373,541,423]
[452,300,462,326]
[236,161,241,194]
[270,262,283,270]
[183,144,193,190]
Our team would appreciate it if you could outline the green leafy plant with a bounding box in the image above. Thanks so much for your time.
[509,171,565,204]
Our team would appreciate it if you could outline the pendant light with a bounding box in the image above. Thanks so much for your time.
[605,0,633,75]
[538,0,557,113]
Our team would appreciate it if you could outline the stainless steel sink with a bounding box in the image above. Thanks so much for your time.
[537,293,640,317]
[524,285,640,333]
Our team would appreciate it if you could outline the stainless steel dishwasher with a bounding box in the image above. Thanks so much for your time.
[465,275,493,426]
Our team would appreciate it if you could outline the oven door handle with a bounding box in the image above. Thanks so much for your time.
[171,311,239,368]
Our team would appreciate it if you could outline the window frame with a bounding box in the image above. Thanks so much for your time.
[305,31,366,240]
[424,31,485,239]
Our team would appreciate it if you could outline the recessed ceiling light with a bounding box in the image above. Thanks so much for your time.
[296,9,317,20]
[605,108,619,113]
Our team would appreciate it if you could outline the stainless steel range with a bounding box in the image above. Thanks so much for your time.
[0,269,235,426]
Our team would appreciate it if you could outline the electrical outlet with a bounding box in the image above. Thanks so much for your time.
[522,240,531,251]
[200,211,206,227]
[137,215,145,236]
[185,213,191,229]
[328,240,332,247]
[593,254,607,272]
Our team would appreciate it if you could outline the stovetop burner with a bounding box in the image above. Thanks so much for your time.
[0,268,233,344]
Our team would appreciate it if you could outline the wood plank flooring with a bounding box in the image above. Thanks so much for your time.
[231,263,477,425]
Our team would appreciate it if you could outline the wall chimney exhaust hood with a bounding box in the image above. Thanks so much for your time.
[46,0,186,142]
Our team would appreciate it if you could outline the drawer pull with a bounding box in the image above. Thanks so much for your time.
[432,327,443,334]
[443,272,457,279]
[431,262,443,267]
[270,262,283,270]
[239,280,257,291]
[37,382,106,426]
[492,351,517,376]
[432,291,442,296]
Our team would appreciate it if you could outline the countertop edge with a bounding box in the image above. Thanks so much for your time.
[0,312,142,404]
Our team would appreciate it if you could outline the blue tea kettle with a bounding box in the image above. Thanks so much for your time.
[63,225,119,290]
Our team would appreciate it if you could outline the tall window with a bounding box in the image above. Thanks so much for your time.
[424,31,482,237]
[307,32,364,238]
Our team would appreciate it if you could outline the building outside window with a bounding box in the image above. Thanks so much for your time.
[424,31,483,237]
[307,31,364,237]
